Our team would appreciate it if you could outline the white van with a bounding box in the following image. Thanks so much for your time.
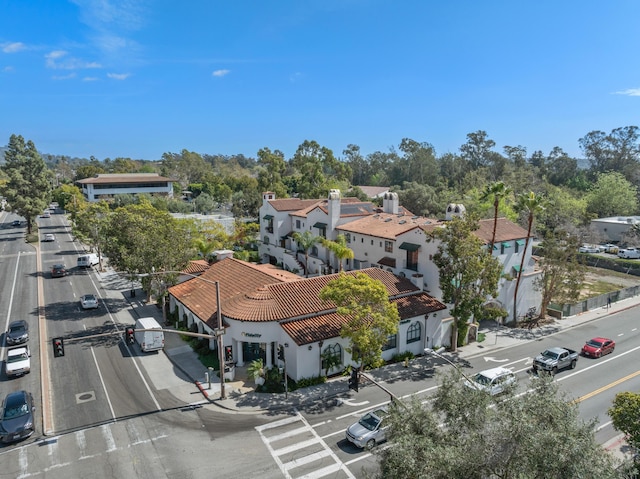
[77,253,99,268]
[134,317,165,352]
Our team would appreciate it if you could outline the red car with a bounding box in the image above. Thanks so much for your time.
[581,337,615,358]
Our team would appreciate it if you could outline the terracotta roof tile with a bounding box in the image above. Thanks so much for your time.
[475,218,530,244]
[267,198,322,212]
[182,260,210,276]
[337,213,440,240]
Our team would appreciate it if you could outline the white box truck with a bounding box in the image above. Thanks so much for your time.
[134,317,165,352]
[77,253,99,267]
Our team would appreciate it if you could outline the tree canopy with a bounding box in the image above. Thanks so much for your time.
[377,372,617,479]
[319,272,399,369]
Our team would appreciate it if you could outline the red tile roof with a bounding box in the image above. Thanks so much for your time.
[182,260,210,276]
[267,198,323,212]
[168,259,446,344]
[337,213,439,240]
[475,218,530,244]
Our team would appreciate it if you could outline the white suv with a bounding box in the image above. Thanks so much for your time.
[465,367,516,396]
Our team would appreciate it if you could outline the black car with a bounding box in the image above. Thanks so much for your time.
[51,264,67,278]
[11,220,21,227]
[0,390,35,443]
[6,320,29,345]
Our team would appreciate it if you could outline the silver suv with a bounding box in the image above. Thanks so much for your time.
[464,367,516,396]
[346,407,388,449]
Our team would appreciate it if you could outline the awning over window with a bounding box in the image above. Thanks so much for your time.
[313,222,327,229]
[512,265,522,272]
[501,242,512,248]
[281,231,293,239]
[399,242,420,251]
[377,257,397,268]
[263,214,273,220]
[516,240,525,246]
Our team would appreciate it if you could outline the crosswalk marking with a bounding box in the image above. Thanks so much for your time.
[256,410,356,479]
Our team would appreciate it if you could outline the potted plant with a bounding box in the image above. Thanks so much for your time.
[247,358,265,386]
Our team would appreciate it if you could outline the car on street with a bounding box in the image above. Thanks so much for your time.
[41,211,50,218]
[5,346,31,377]
[346,407,388,449]
[581,337,615,358]
[43,234,55,242]
[51,263,67,278]
[6,320,29,345]
[618,247,640,259]
[80,294,99,309]
[11,220,21,227]
[579,244,600,253]
[464,367,516,395]
[0,390,36,443]
[600,243,619,254]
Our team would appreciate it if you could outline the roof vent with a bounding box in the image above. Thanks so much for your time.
[412,216,419,220]
[384,218,392,222]
[399,220,406,224]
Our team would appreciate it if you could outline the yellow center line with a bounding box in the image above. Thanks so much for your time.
[572,369,640,403]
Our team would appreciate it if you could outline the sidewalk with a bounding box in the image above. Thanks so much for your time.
[98,266,639,464]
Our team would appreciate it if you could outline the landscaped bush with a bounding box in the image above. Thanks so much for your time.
[390,351,415,363]
[290,375,326,391]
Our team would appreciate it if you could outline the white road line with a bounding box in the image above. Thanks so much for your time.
[87,326,117,420]
[17,447,28,479]
[76,430,87,459]
[273,437,321,456]
[101,424,117,452]
[256,414,300,431]
[283,449,332,471]
[267,425,310,443]
[297,462,343,479]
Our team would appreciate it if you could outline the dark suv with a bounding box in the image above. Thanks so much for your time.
[6,320,28,345]
[51,264,67,278]
[0,390,35,443]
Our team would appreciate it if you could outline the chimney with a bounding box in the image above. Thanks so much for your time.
[328,189,341,230]
[411,273,424,291]
[445,203,466,221]
[383,192,399,214]
[263,191,276,201]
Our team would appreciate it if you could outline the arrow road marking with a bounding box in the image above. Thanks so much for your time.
[337,397,370,407]
[483,356,509,363]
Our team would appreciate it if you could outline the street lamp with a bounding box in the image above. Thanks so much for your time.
[424,347,474,383]
[138,270,227,400]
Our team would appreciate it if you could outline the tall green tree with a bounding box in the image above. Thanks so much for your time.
[608,391,640,449]
[321,234,354,272]
[585,171,638,218]
[481,180,513,254]
[513,192,547,322]
[377,372,617,479]
[2,134,51,234]
[430,215,503,350]
[459,130,496,169]
[292,230,320,277]
[73,200,111,270]
[535,233,585,318]
[319,272,399,369]
[103,199,195,293]
[289,140,351,199]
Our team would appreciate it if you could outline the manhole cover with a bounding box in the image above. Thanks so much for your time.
[76,391,96,404]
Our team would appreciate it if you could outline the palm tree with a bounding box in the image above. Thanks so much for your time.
[513,192,547,323]
[321,234,355,272]
[193,238,216,263]
[291,231,320,277]
[481,181,513,254]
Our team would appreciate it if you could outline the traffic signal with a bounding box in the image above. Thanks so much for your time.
[225,345,233,362]
[52,337,65,358]
[348,369,359,392]
[277,345,285,361]
[125,327,135,344]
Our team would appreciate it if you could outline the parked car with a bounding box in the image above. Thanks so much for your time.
[43,234,55,242]
[464,367,516,395]
[11,220,21,227]
[6,320,29,345]
[40,211,50,218]
[579,244,600,253]
[51,263,67,278]
[581,337,615,358]
[600,243,619,254]
[0,390,36,443]
[346,407,389,449]
[80,294,99,309]
[618,247,640,259]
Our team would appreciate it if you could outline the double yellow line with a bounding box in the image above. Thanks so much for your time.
[572,369,640,404]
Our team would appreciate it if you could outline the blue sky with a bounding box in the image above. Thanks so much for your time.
[1,1,639,162]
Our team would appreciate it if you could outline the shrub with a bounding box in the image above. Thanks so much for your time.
[390,351,415,363]
[291,375,326,391]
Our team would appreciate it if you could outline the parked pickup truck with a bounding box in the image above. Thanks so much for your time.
[617,247,640,259]
[532,347,578,375]
[5,345,31,378]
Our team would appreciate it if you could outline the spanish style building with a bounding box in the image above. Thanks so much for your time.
[258,190,542,328]
[168,258,446,382]
[76,173,175,202]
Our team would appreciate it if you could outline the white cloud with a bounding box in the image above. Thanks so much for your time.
[289,72,303,82]
[613,88,640,96]
[83,76,99,81]
[107,72,130,80]
[52,72,77,80]
[2,66,15,72]
[45,50,101,70]
[212,69,230,77]
[2,42,26,53]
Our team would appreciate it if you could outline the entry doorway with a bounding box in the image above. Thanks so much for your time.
[243,342,266,362]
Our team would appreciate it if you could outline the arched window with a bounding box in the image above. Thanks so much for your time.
[321,343,342,372]
[407,321,421,343]
[263,236,270,245]
[311,245,319,256]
